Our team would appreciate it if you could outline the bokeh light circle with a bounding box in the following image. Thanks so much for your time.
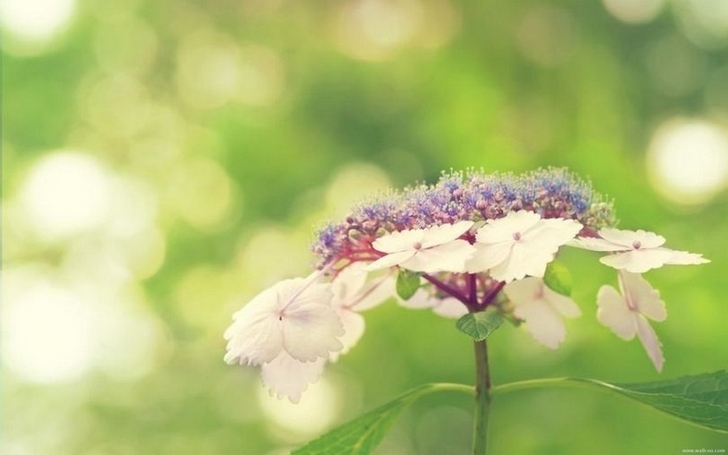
[602,0,665,24]
[647,118,728,205]
[0,0,77,55]
[19,152,112,240]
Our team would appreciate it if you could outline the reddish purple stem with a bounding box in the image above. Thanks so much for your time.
[422,273,475,310]
[482,281,505,306]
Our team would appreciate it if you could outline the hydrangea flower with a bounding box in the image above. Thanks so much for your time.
[467,211,583,282]
[366,221,475,273]
[570,228,709,273]
[224,276,344,402]
[597,272,666,372]
[226,168,709,402]
[503,277,581,349]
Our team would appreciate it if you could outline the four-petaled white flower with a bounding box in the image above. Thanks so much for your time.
[570,228,709,273]
[597,271,666,372]
[329,263,394,362]
[224,276,344,403]
[503,277,581,349]
[366,221,476,273]
[467,211,583,282]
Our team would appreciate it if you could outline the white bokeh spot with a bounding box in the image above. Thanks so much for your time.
[19,152,112,240]
[647,118,728,204]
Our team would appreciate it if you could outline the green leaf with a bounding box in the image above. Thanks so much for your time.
[395,269,421,300]
[292,383,472,455]
[608,371,728,433]
[456,310,504,341]
[543,260,572,296]
[493,371,728,433]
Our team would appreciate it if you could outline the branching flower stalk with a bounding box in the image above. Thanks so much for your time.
[223,168,709,452]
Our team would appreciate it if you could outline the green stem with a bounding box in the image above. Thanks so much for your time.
[491,377,615,396]
[421,382,475,395]
[472,340,491,455]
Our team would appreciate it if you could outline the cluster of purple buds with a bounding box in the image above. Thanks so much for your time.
[312,168,616,270]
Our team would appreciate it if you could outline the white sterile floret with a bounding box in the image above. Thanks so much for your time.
[597,271,666,372]
[366,221,475,273]
[329,263,394,361]
[504,277,581,349]
[570,228,709,273]
[261,353,326,403]
[224,277,344,402]
[467,211,583,282]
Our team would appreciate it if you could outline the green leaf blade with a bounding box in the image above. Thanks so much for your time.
[395,269,421,300]
[543,260,572,296]
[607,370,728,432]
[292,383,472,455]
[493,371,728,433]
[456,310,504,341]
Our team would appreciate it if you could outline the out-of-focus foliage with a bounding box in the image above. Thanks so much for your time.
[2,0,727,453]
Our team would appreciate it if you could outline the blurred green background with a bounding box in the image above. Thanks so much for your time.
[2,0,727,453]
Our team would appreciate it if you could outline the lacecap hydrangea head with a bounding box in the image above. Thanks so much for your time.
[225,167,708,402]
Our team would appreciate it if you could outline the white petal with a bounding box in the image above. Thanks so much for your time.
[476,211,541,244]
[282,302,344,361]
[513,300,567,349]
[503,277,542,304]
[350,273,395,312]
[618,272,666,322]
[600,249,674,273]
[364,250,417,271]
[420,221,473,248]
[506,278,572,349]
[224,313,282,365]
[524,218,583,250]
[466,242,513,273]
[330,309,365,362]
[401,240,475,273]
[224,284,285,365]
[260,353,326,403]
[599,228,666,249]
[489,243,553,282]
[331,263,368,303]
[432,297,469,319]
[543,286,581,319]
[371,229,426,254]
[596,285,636,340]
[332,265,393,312]
[568,236,625,252]
[279,280,332,311]
[397,287,437,309]
[666,249,710,266]
[635,315,664,373]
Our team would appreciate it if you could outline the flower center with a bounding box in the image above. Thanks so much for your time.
[512,232,522,242]
[413,241,423,250]
[632,240,642,250]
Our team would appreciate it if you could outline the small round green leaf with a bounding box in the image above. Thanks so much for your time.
[456,310,504,341]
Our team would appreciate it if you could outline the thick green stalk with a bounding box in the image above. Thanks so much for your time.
[472,340,491,455]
